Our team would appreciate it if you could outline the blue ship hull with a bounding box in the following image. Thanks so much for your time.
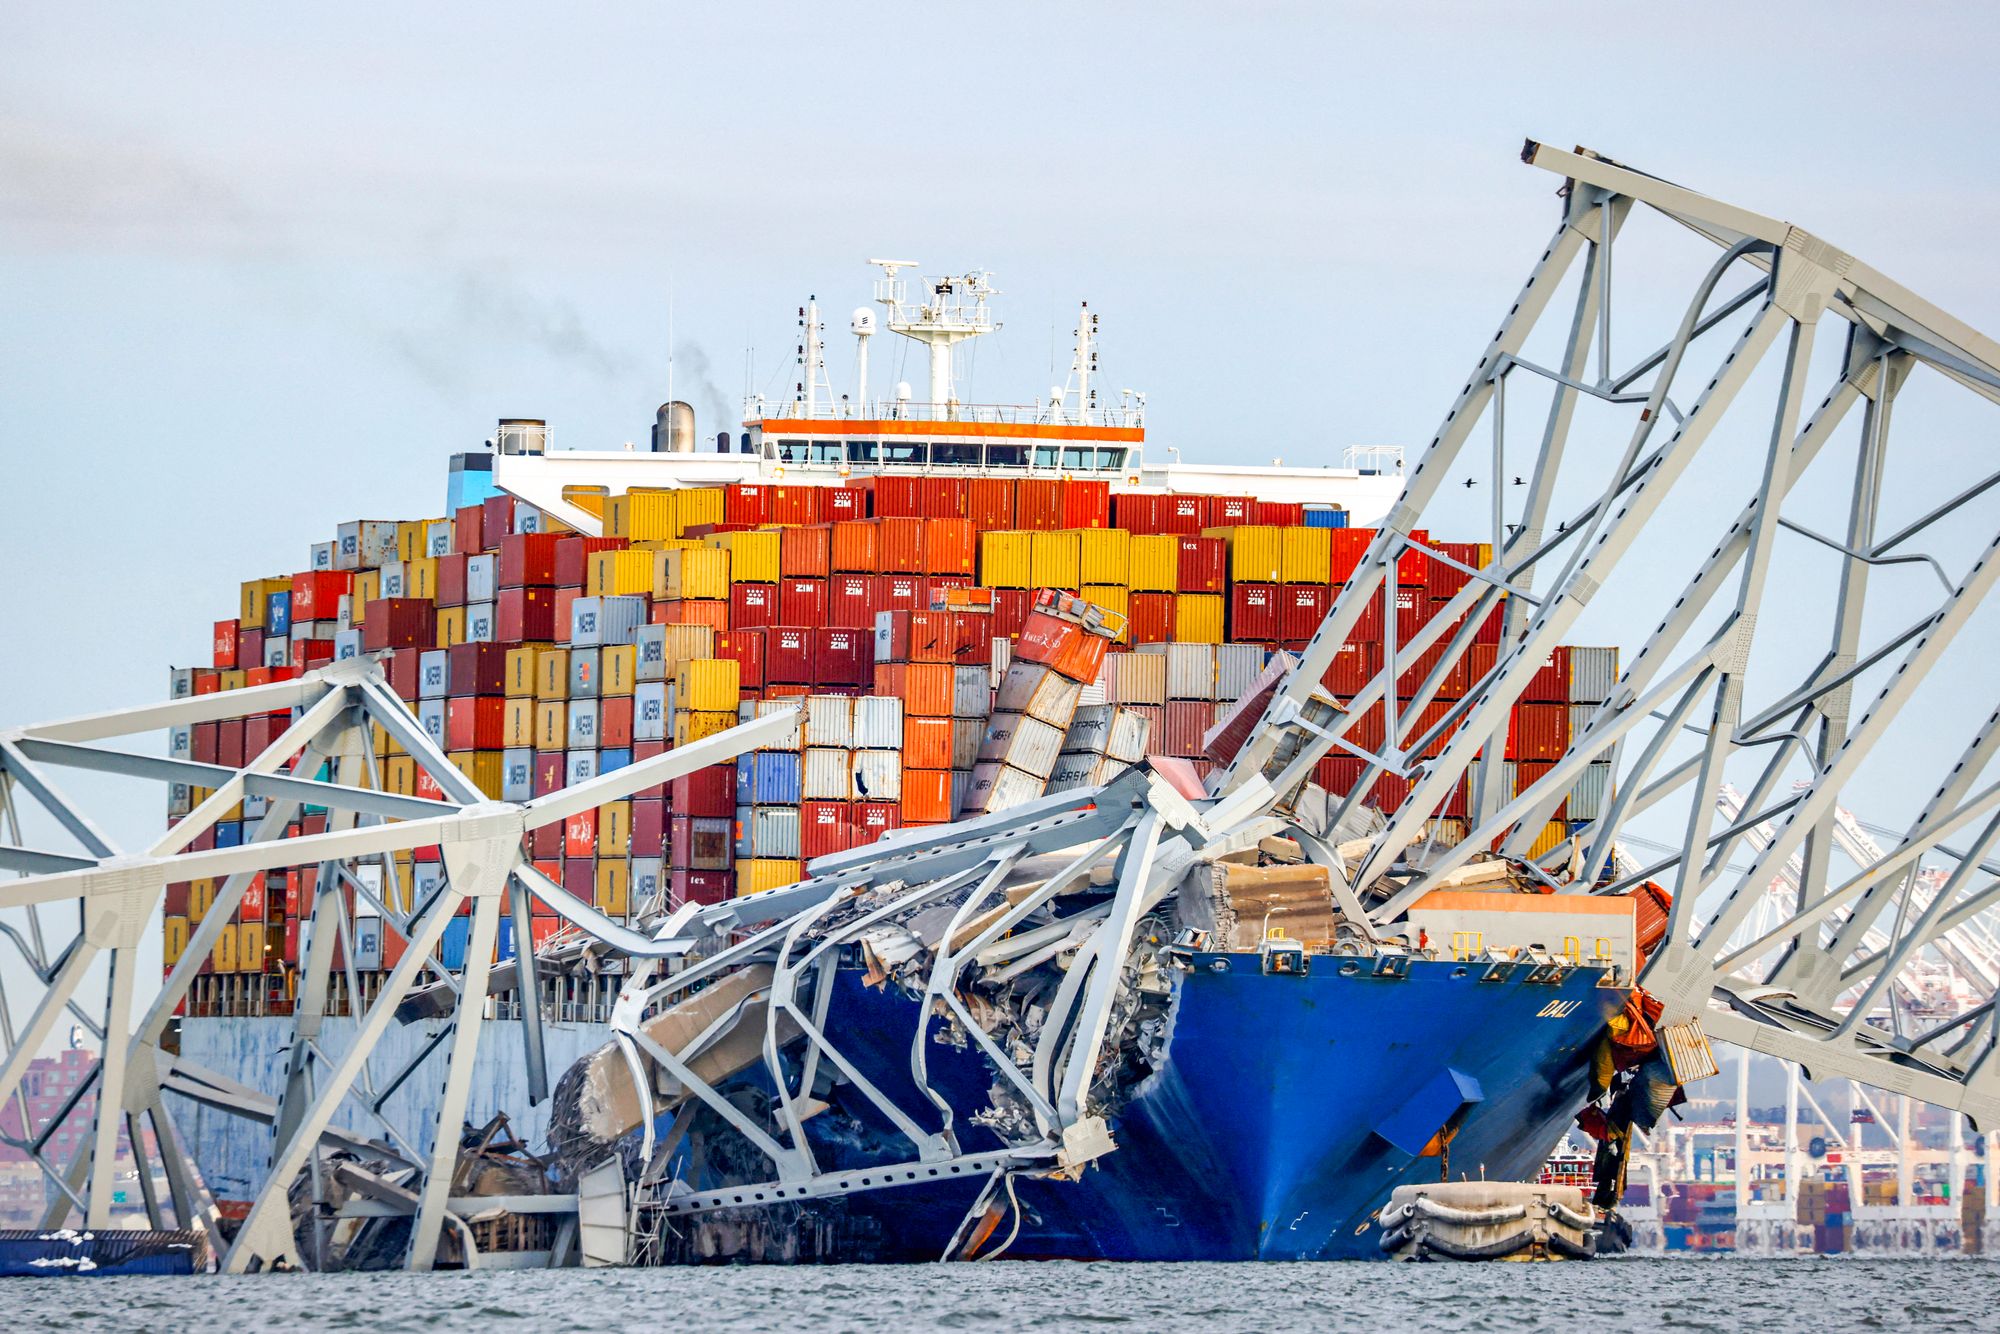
[0,1229,205,1277]
[679,954,1625,1262]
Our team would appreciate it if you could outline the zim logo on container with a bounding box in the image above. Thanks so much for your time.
[1537,999,1582,1019]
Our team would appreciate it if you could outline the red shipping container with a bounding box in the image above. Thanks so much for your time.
[724,483,770,526]
[1156,701,1212,758]
[990,587,1032,642]
[1016,478,1063,531]
[1061,478,1110,529]
[447,642,508,696]
[631,798,666,857]
[669,765,736,817]
[780,577,828,625]
[1113,492,1159,533]
[901,769,953,823]
[828,574,876,627]
[362,599,436,652]
[499,533,562,589]
[815,627,874,686]
[770,485,821,526]
[1393,585,1427,643]
[482,494,514,544]
[630,738,669,800]
[767,627,815,684]
[1176,536,1226,593]
[868,475,925,518]
[1230,583,1282,643]
[1512,761,1570,820]
[498,586,559,641]
[563,857,594,903]
[552,587,583,643]
[1509,702,1571,762]
[800,801,856,858]
[213,619,239,669]
[239,628,265,667]
[554,535,627,588]
[876,516,925,573]
[1157,494,1210,534]
[921,476,968,520]
[387,647,422,699]
[731,582,779,629]
[1280,584,1329,643]
[1429,540,1484,600]
[434,553,468,607]
[600,695,634,748]
[416,768,446,802]
[714,629,767,690]
[831,520,878,573]
[453,503,486,556]
[1254,500,1304,527]
[1521,645,1572,703]
[904,716,954,769]
[446,696,505,750]
[877,610,954,663]
[967,477,1015,531]
[922,518,976,576]
[1210,496,1256,527]
[1398,528,1432,586]
[192,671,221,696]
[237,871,267,924]
[533,752,566,797]
[1322,641,1383,698]
[1014,610,1107,682]
[875,574,923,615]
[290,570,352,621]
[855,801,902,843]
[655,598,731,633]
[1128,592,1175,645]
[823,485,867,522]
[780,524,832,578]
[1329,528,1374,583]
[564,809,597,859]
[671,869,733,906]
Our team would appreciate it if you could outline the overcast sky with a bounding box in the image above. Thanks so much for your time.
[5,4,2000,1024]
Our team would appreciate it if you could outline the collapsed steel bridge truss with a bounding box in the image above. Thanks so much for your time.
[4,142,2000,1269]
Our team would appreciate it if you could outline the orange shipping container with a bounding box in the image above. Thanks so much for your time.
[779,524,832,578]
[904,715,955,769]
[655,599,730,633]
[922,518,976,577]
[902,769,954,823]
[831,519,878,573]
[876,516,925,573]
[875,662,956,717]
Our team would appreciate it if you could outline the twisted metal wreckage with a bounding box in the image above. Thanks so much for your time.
[6,141,2000,1270]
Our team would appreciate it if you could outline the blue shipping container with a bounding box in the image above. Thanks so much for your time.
[214,821,243,848]
[439,917,470,971]
[1303,506,1349,529]
[600,747,632,773]
[266,591,292,635]
[737,751,802,805]
[496,915,515,962]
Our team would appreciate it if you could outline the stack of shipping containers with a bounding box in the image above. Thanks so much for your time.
[162,473,1619,1016]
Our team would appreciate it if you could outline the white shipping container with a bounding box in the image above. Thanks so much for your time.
[1064,704,1115,755]
[1568,761,1614,820]
[634,683,668,741]
[417,698,446,749]
[952,666,992,719]
[1077,657,1110,707]
[996,661,1083,729]
[980,713,1065,780]
[566,749,599,785]
[951,768,973,819]
[854,695,905,749]
[1106,652,1167,706]
[419,650,450,699]
[1047,751,1100,793]
[753,699,804,750]
[1105,707,1150,763]
[311,540,335,572]
[951,717,985,770]
[634,625,669,682]
[1214,644,1264,703]
[262,637,289,668]
[465,602,495,643]
[1164,643,1217,701]
[989,636,1013,691]
[802,747,852,800]
[805,696,854,749]
[426,519,454,558]
[380,560,408,599]
[852,749,902,802]
[977,763,1048,814]
[352,913,383,970]
[632,857,664,914]
[1568,647,1619,705]
[752,807,802,859]
[502,747,534,801]
[333,629,363,660]
[567,698,601,749]
[467,553,497,603]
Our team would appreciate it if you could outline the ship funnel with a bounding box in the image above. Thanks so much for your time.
[495,418,548,456]
[651,401,697,453]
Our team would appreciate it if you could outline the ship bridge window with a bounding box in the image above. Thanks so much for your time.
[1062,446,1095,470]
[846,440,878,463]
[1033,445,1061,469]
[809,441,845,464]
[986,444,1029,469]
[775,438,810,463]
[932,441,980,468]
[880,440,928,467]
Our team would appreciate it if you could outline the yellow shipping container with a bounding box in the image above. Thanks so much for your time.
[1176,593,1225,643]
[237,921,265,973]
[662,624,717,673]
[452,750,503,799]
[599,800,632,854]
[502,698,535,747]
[400,556,437,600]
[676,658,741,713]
[436,606,466,648]
[219,669,248,692]
[534,702,567,751]
[536,649,571,700]
[1081,585,1131,643]
[602,645,638,696]
[719,529,781,584]
[395,519,431,562]
[239,576,290,630]
[609,489,682,541]
[505,646,543,696]
[739,858,803,895]
[212,924,238,973]
[353,570,381,617]
[383,755,417,796]
[979,531,1033,589]
[674,709,739,745]
[588,549,655,598]
[595,858,631,916]
[660,546,730,600]
[1029,530,1082,589]
[1528,821,1572,860]
[188,879,216,924]
[163,915,189,966]
[1280,527,1331,585]
[679,486,725,530]
[1127,534,1178,593]
[1215,525,1284,583]
[1078,528,1130,586]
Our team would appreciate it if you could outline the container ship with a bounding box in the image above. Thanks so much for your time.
[160,264,1669,1263]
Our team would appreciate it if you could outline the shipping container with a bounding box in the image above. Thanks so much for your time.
[1175,536,1226,593]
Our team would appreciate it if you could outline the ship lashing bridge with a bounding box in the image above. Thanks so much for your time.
[2,143,2000,1268]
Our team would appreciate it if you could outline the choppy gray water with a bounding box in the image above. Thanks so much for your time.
[12,1257,2000,1332]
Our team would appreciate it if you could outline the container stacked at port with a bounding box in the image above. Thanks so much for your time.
[967,590,1126,815]
[873,604,990,826]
